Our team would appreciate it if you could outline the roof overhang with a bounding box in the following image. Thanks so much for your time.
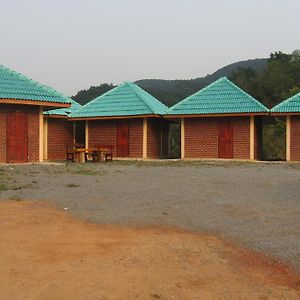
[164,112,269,118]
[69,114,161,121]
[43,114,69,119]
[0,98,71,108]
[270,112,300,116]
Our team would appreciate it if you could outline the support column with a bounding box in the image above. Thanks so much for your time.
[143,118,148,159]
[286,115,291,161]
[85,120,89,149]
[181,118,185,159]
[39,106,44,162]
[250,116,255,160]
[73,122,76,145]
[43,117,48,161]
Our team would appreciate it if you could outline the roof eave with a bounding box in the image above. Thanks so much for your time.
[0,98,71,108]
[270,112,300,116]
[69,113,161,121]
[43,114,69,119]
[164,112,269,118]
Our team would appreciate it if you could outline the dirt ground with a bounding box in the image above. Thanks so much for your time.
[0,161,299,273]
[0,200,299,300]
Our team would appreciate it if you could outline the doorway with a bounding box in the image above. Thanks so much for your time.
[218,120,234,158]
[7,111,28,163]
[116,121,129,157]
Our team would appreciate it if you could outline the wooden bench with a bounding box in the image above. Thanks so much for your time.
[66,144,87,162]
[66,145,76,162]
[93,145,114,162]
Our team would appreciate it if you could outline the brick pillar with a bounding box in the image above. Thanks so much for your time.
[286,115,291,161]
[181,118,185,159]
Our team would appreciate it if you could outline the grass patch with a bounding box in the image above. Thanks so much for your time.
[0,182,10,191]
[9,195,23,201]
[65,183,80,188]
[71,169,103,176]
[66,165,106,176]
[11,184,32,191]
[112,159,261,168]
[0,170,7,177]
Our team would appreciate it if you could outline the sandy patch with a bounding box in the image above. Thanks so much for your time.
[0,200,299,300]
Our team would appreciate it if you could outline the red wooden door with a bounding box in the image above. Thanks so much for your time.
[218,120,233,159]
[7,111,28,163]
[116,122,129,157]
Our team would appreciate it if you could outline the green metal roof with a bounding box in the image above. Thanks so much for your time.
[44,98,81,116]
[271,92,300,113]
[0,65,71,105]
[70,82,167,118]
[166,77,268,116]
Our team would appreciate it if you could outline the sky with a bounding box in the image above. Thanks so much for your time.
[1,0,299,96]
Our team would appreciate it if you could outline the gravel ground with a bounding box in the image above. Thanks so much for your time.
[0,160,299,272]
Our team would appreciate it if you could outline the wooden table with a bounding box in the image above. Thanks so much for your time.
[74,148,88,163]
[74,147,110,163]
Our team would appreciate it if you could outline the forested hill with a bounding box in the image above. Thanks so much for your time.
[72,51,300,109]
[72,58,267,106]
[136,58,267,106]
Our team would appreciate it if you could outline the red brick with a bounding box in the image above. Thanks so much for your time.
[0,104,40,163]
[88,119,143,158]
[47,118,73,161]
[290,116,300,161]
[184,117,252,159]
[147,118,162,159]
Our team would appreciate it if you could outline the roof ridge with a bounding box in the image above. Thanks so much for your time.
[168,77,226,113]
[70,83,126,116]
[224,78,269,110]
[271,92,300,112]
[166,77,268,115]
[0,64,71,104]
[1,65,57,95]
[126,82,167,115]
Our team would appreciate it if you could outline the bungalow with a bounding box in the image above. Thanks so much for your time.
[43,99,81,161]
[271,92,300,161]
[69,82,169,159]
[165,77,269,160]
[0,65,70,163]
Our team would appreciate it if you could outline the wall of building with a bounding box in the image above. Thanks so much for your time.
[147,118,162,158]
[184,117,218,158]
[0,108,6,162]
[88,118,143,158]
[0,104,40,163]
[184,116,252,159]
[290,116,300,161]
[146,118,170,159]
[233,117,250,159]
[47,118,74,161]
[129,119,143,158]
[254,116,262,160]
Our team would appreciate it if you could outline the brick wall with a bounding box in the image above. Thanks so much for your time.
[184,117,251,159]
[47,118,73,161]
[254,116,262,160]
[0,104,40,163]
[233,117,250,159]
[129,119,143,158]
[147,118,162,158]
[161,119,169,158]
[88,118,143,158]
[0,108,6,162]
[27,107,40,162]
[290,116,300,161]
[89,120,117,156]
[185,118,218,158]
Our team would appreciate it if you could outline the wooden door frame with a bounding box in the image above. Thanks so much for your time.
[6,109,29,163]
[218,119,234,159]
[116,121,130,157]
